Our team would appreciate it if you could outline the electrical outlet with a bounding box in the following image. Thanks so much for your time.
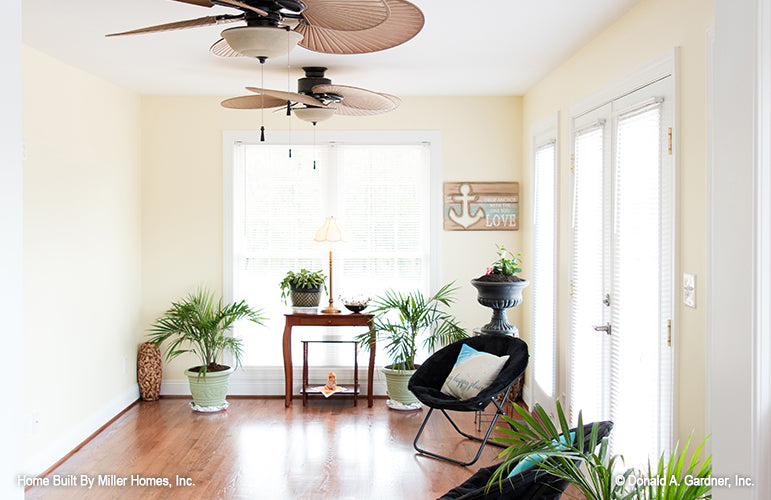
[123,356,128,374]
[31,411,40,434]
[683,273,696,308]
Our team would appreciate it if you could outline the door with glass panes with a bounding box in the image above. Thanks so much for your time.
[568,76,674,469]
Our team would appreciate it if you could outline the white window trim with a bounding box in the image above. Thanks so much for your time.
[569,48,680,119]
[567,48,680,452]
[221,129,442,395]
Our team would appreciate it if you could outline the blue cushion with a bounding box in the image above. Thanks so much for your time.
[507,432,576,477]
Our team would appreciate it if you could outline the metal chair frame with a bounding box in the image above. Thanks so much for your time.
[413,382,518,466]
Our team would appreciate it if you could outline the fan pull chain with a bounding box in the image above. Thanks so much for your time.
[313,125,317,170]
[259,59,266,142]
[287,30,292,158]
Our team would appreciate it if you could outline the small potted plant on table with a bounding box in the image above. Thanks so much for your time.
[280,269,327,312]
[356,283,468,409]
[471,245,529,335]
[147,287,265,411]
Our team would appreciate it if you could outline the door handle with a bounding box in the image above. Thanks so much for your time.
[593,323,612,335]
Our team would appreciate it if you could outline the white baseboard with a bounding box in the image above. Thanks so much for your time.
[161,366,388,397]
[522,382,533,408]
[25,384,139,476]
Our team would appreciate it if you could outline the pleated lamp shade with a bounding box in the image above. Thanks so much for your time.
[314,216,343,243]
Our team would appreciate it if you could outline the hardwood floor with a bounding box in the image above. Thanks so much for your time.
[26,397,522,500]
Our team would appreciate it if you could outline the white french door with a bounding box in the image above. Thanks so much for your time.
[568,77,674,468]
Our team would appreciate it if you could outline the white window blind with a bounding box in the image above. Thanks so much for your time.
[569,123,608,425]
[532,140,557,400]
[338,145,430,296]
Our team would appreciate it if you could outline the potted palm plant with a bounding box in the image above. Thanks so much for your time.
[279,269,327,311]
[488,401,712,500]
[147,287,265,411]
[471,244,529,335]
[356,283,468,409]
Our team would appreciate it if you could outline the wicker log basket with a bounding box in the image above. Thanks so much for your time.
[137,342,162,401]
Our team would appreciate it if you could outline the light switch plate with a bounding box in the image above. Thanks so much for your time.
[683,273,696,308]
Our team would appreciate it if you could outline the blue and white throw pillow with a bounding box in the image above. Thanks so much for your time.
[440,344,510,400]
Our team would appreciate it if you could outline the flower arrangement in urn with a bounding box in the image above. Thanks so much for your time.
[478,245,525,282]
[471,245,529,335]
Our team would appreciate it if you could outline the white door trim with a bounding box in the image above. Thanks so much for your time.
[753,0,771,490]
[711,1,771,497]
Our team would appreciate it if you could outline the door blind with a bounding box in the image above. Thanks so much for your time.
[610,101,669,467]
[569,124,607,425]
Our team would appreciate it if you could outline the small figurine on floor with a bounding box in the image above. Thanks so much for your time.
[325,371,337,391]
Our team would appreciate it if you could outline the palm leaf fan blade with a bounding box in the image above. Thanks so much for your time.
[301,0,390,31]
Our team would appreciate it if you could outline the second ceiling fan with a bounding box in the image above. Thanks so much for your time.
[222,66,400,124]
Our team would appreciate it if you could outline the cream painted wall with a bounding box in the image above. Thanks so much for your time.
[141,95,524,381]
[22,46,143,470]
[2,2,23,497]
[518,0,713,446]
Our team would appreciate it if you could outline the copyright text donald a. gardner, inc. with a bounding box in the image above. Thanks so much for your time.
[615,473,754,489]
[18,473,196,489]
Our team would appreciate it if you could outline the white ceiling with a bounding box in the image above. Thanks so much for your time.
[21,0,641,97]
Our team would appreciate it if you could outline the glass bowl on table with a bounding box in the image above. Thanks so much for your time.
[341,297,369,314]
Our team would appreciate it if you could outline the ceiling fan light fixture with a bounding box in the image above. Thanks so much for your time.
[221,26,303,60]
[293,106,336,124]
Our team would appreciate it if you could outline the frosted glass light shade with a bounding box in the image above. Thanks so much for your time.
[221,26,303,59]
[294,106,336,124]
[314,217,343,242]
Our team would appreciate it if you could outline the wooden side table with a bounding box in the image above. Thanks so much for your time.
[283,312,376,407]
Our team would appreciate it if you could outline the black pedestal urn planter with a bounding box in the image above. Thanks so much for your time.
[471,278,530,336]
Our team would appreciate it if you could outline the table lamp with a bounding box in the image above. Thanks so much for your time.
[314,216,342,314]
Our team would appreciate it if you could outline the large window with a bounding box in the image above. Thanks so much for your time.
[224,131,440,376]
[530,114,559,417]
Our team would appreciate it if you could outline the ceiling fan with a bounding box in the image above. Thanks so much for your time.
[221,66,400,125]
[107,0,424,60]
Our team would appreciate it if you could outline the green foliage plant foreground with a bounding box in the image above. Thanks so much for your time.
[356,282,468,370]
[147,288,266,377]
[489,401,712,500]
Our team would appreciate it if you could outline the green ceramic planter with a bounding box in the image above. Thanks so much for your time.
[185,366,234,407]
[383,365,419,405]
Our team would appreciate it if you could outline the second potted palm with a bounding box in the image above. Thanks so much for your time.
[357,283,467,409]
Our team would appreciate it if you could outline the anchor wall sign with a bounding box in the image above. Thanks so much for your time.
[443,182,519,231]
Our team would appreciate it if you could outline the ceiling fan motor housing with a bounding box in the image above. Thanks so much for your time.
[299,67,331,94]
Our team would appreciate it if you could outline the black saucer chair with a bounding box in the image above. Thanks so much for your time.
[408,334,529,466]
[437,421,614,500]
